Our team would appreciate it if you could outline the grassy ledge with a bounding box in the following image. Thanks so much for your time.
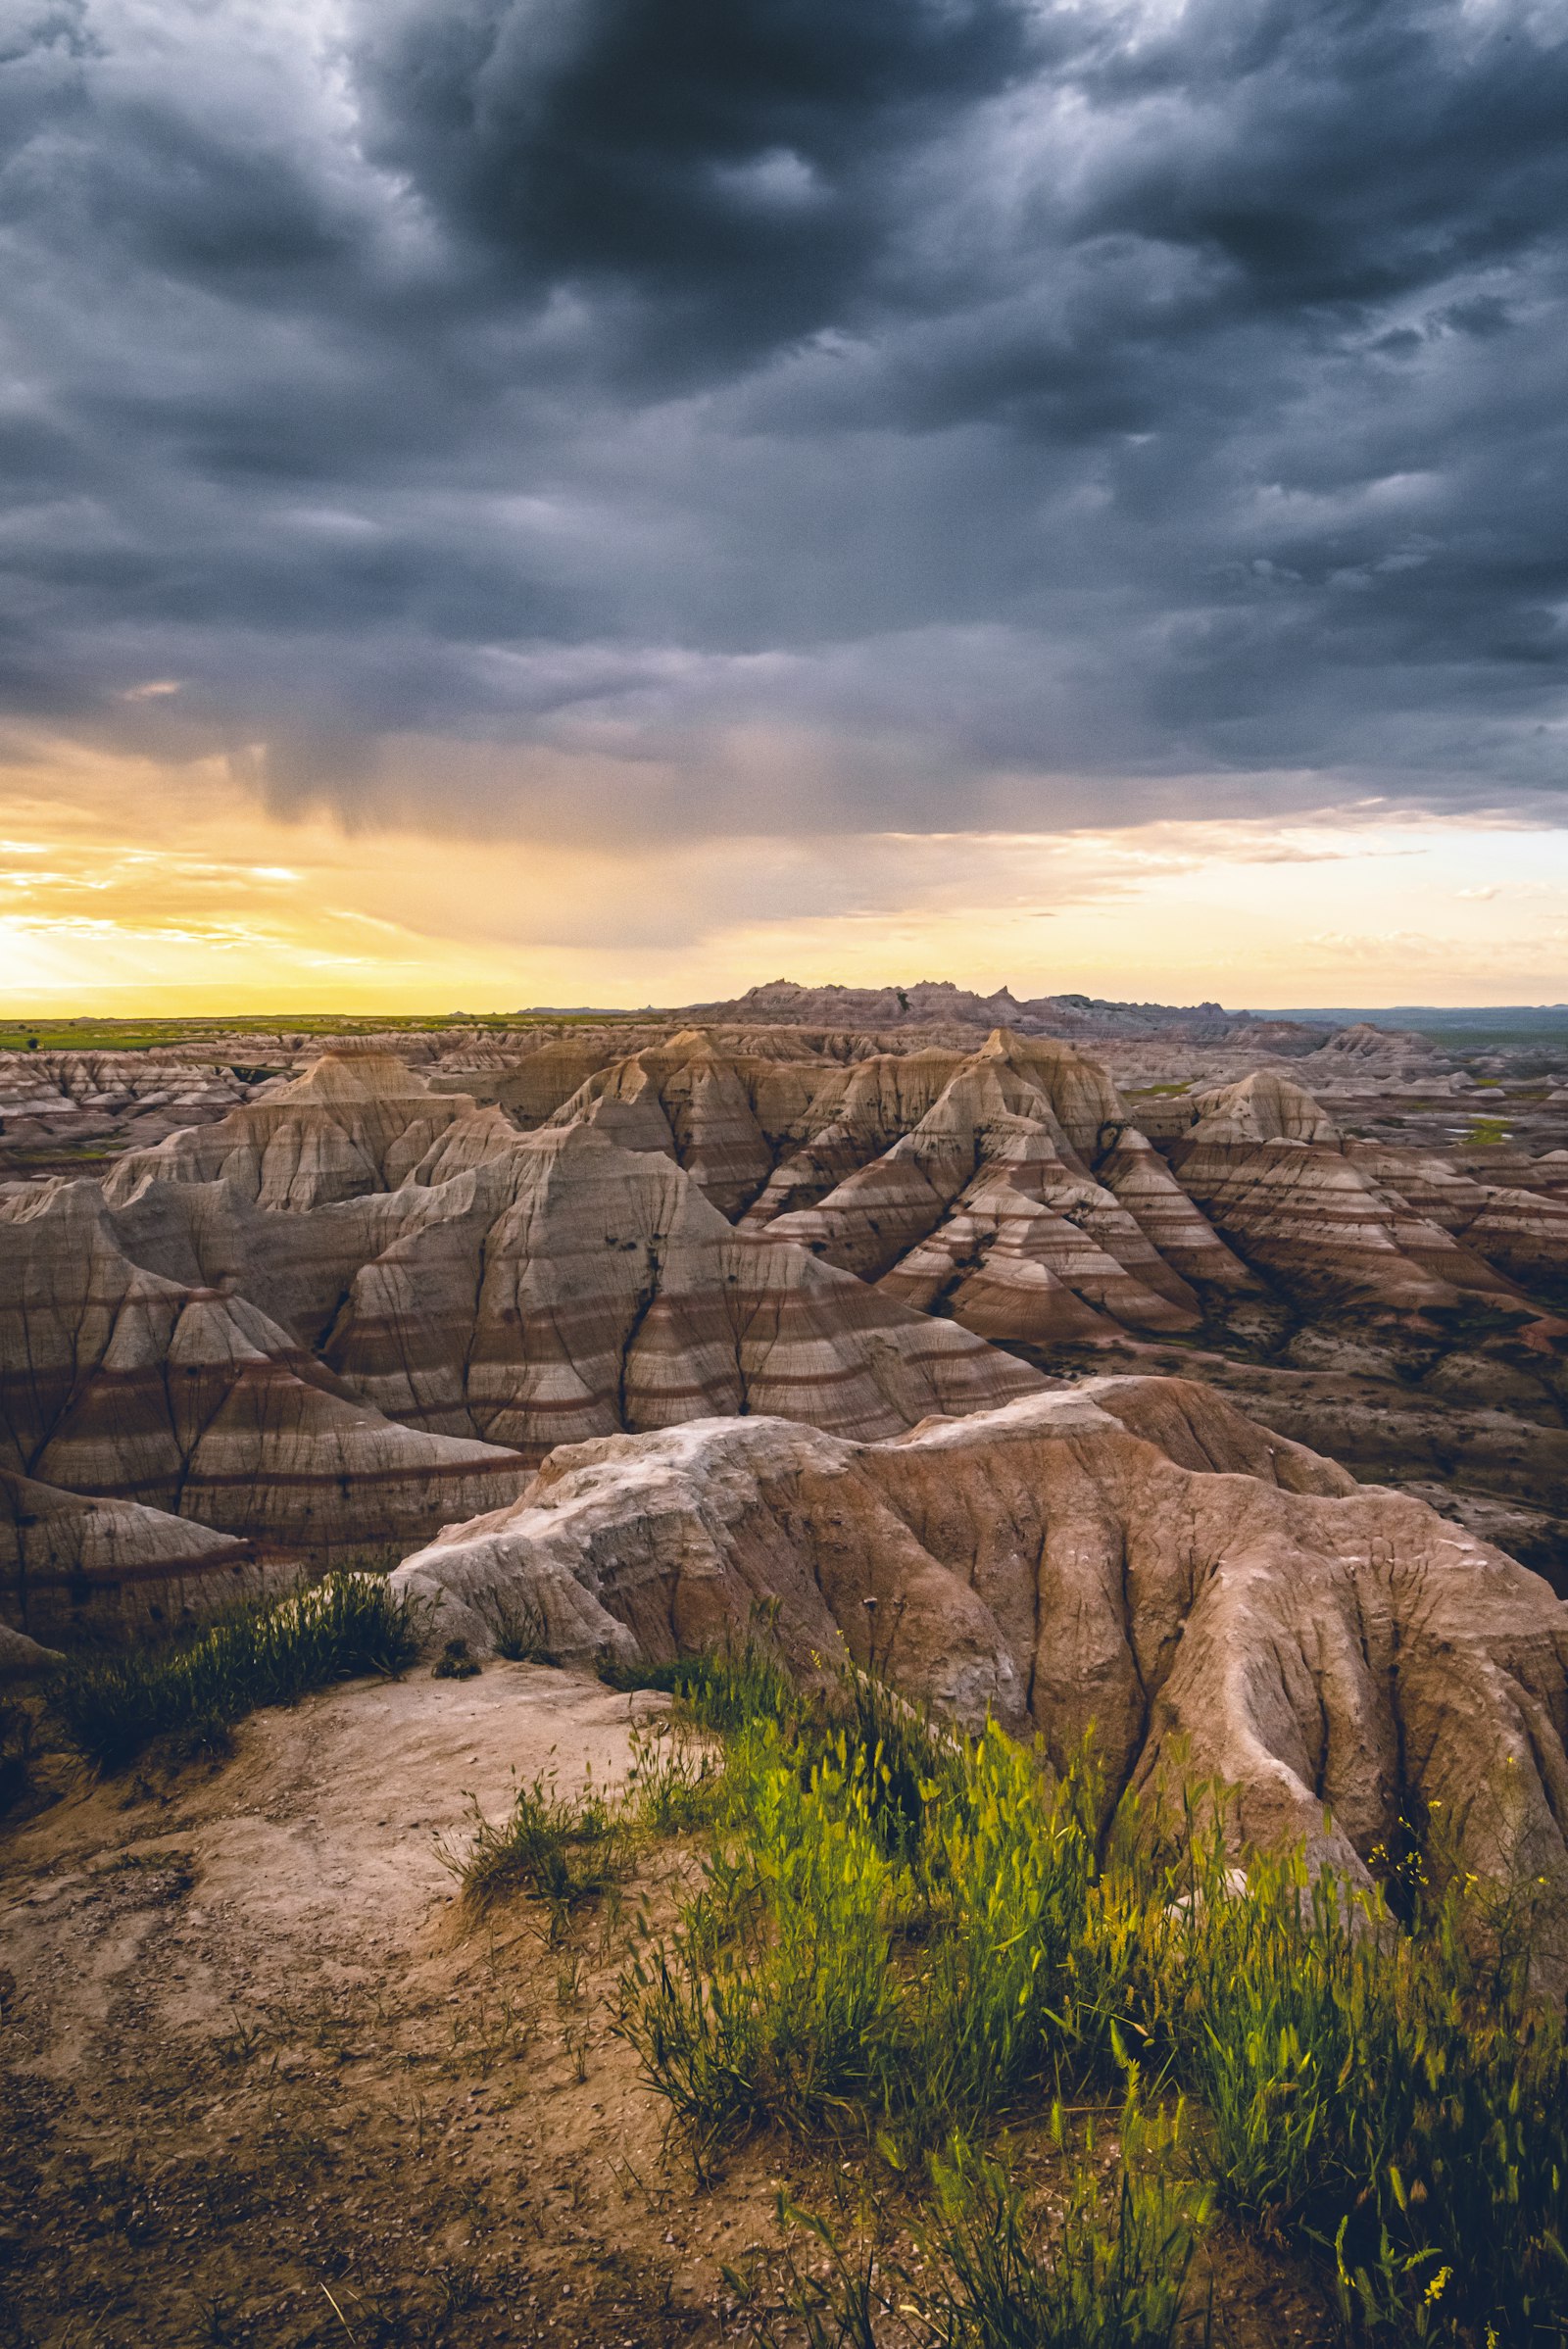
[579,1649,1568,2348]
[48,1574,420,1773]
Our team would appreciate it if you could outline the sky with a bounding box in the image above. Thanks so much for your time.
[2,0,1567,1011]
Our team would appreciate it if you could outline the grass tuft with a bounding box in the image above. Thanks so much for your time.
[600,1633,800,1737]
[454,1772,634,1936]
[473,1587,560,1665]
[49,1574,419,1773]
[741,2090,1207,2349]
[617,1655,1568,2347]
[431,1638,482,1680]
[915,2093,1208,2349]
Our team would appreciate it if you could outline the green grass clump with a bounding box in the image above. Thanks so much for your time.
[431,1637,482,1680]
[917,2097,1207,2349]
[627,1726,725,1835]
[473,1586,560,1664]
[620,1658,1568,2346]
[914,1729,1105,2121]
[50,1575,418,1772]
[747,2090,1207,2349]
[623,1723,906,2148]
[600,1634,800,1736]
[620,1718,1119,2158]
[1135,1822,1568,2346]
[455,1772,634,1934]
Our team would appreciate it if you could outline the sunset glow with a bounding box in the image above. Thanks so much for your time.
[3,735,1564,1012]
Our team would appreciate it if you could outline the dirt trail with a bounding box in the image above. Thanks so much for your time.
[0,1665,790,2348]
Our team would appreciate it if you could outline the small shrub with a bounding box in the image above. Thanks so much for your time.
[455,1772,633,1935]
[915,2095,1209,2349]
[431,1638,481,1681]
[624,1717,1125,2155]
[50,1574,419,1773]
[826,1664,957,1861]
[473,1586,558,1665]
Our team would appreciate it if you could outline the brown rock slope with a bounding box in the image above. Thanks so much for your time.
[102,1045,474,1209]
[12,1023,1568,1631]
[0,1176,531,1584]
[1,1051,1042,1628]
[0,1469,273,1643]
[393,1376,1568,1982]
[320,1121,1040,1455]
[1162,1072,1533,1315]
[509,1026,1568,1361]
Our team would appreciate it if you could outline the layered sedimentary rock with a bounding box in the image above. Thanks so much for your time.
[318,1118,1041,1455]
[1462,1188,1568,1293]
[530,1030,1214,1346]
[460,1020,1568,1588]
[0,1468,272,1640]
[1094,1129,1260,1295]
[1302,1021,1446,1086]
[391,1376,1568,1982]
[768,1058,1201,1341]
[0,1051,284,1187]
[103,1048,474,1211]
[677,978,1325,1048]
[1162,1074,1545,1317]
[0,1175,533,1573]
[9,1014,1568,1644]
[0,1050,1044,1624]
[536,1029,1568,1350]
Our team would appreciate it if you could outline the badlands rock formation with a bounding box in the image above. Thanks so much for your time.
[0,1468,266,1643]
[0,1049,1041,1629]
[679,977,1325,1048]
[392,1376,1568,1983]
[6,1003,1568,1637]
[472,1024,1568,1356]
[427,1019,1568,1580]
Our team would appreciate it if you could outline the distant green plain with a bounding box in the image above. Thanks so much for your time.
[0,1011,634,1054]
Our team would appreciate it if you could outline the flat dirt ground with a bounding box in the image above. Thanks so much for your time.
[0,1664,1336,2349]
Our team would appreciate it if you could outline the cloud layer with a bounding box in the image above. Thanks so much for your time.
[3,0,1567,843]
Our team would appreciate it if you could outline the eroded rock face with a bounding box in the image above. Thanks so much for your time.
[319,1118,1042,1455]
[0,1469,279,1640]
[0,1618,64,1680]
[0,1052,1043,1623]
[103,1048,474,1211]
[0,1174,534,1575]
[676,978,1322,1047]
[540,1030,1568,1360]
[9,1018,1568,1640]
[391,1376,1568,1985]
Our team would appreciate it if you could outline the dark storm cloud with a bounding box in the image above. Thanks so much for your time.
[1,0,1567,838]
[354,0,1035,366]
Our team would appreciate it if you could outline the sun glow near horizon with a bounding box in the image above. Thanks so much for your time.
[3,739,1567,1017]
